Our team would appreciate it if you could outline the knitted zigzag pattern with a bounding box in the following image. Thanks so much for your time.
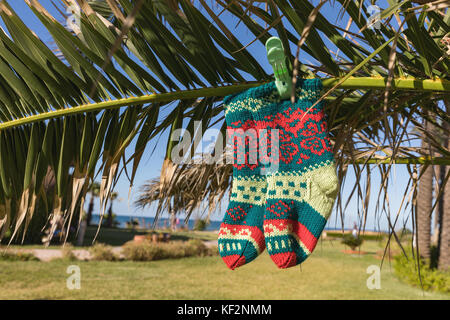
[222,78,338,269]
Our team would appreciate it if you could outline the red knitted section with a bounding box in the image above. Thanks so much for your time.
[231,107,326,136]
[222,254,246,270]
[293,221,318,253]
[269,252,297,269]
[227,107,332,168]
[219,223,263,238]
[263,218,292,233]
[263,219,318,253]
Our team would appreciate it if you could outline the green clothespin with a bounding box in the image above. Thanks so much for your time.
[266,36,292,100]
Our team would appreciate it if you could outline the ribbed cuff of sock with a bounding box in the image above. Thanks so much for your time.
[223,78,323,123]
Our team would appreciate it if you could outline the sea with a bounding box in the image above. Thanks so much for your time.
[91,214,383,233]
[91,214,222,231]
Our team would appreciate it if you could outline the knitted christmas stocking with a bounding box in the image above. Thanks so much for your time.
[253,78,339,269]
[217,90,267,270]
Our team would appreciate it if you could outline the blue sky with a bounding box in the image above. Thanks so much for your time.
[0,0,419,232]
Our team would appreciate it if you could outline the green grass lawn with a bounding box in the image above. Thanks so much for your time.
[1,239,448,300]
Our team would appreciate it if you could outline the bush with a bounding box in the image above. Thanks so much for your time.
[125,218,140,230]
[326,231,384,241]
[89,243,119,261]
[0,251,39,261]
[122,239,217,261]
[62,244,78,261]
[398,228,413,242]
[123,241,165,261]
[394,254,450,294]
[193,219,209,231]
[341,234,364,250]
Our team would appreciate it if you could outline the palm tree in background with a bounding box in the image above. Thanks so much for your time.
[105,191,119,228]
[76,180,100,245]
[0,0,447,268]
[415,103,450,268]
[86,181,101,226]
[439,101,450,270]
[432,123,445,248]
[135,153,231,226]
[417,119,433,261]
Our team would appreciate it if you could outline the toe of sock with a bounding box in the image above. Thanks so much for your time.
[218,240,263,269]
[218,223,265,269]
[222,254,247,270]
[270,252,298,269]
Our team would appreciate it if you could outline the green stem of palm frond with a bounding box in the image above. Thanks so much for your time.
[0,77,449,131]
[353,157,450,165]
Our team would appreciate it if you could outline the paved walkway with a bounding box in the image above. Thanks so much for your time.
[4,240,218,262]
[7,248,94,261]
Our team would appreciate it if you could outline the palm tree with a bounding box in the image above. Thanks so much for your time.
[75,180,100,245]
[0,0,447,249]
[86,181,101,226]
[135,152,231,225]
[105,192,119,228]
[432,123,445,247]
[440,169,450,270]
[417,121,433,260]
[439,101,450,271]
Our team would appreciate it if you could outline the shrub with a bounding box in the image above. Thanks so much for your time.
[165,241,192,258]
[89,243,119,261]
[394,254,450,294]
[122,239,217,261]
[0,251,39,261]
[193,219,209,231]
[122,240,165,261]
[326,231,383,241]
[61,244,78,261]
[398,228,413,242]
[184,239,217,257]
[341,234,364,250]
[125,219,140,230]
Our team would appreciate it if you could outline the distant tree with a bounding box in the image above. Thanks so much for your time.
[105,192,119,228]
[86,182,101,226]
[342,234,363,251]
[194,218,209,231]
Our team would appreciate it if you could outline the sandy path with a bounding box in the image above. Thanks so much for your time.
[5,241,217,261]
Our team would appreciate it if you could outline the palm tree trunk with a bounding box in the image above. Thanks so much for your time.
[438,101,450,271]
[432,165,444,247]
[106,204,113,228]
[86,195,94,226]
[431,116,444,248]
[169,206,176,231]
[76,219,87,246]
[438,166,449,271]
[417,121,433,260]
